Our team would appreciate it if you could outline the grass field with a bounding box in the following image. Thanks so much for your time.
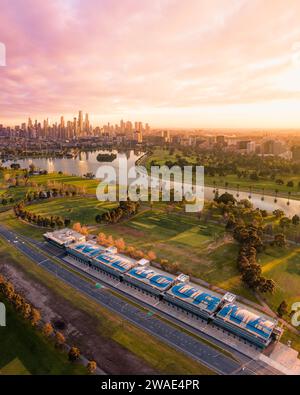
[0,298,86,375]
[205,174,300,197]
[145,149,300,198]
[258,245,300,311]
[93,207,259,301]
[30,173,99,194]
[25,197,117,225]
[0,168,299,320]
[0,210,45,240]
[0,237,214,375]
[3,195,300,312]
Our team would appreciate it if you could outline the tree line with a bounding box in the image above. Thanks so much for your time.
[0,272,97,373]
[95,199,140,224]
[214,193,276,293]
[14,202,71,228]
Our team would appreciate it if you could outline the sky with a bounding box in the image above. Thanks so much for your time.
[0,0,300,129]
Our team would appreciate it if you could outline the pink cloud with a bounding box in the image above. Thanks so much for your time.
[1,0,300,128]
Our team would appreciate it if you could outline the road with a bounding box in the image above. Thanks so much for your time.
[0,225,281,375]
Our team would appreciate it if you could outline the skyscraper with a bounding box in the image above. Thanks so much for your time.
[60,116,65,129]
[73,117,77,137]
[84,113,89,134]
[78,110,83,136]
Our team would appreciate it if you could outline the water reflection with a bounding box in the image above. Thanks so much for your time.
[6,150,143,178]
[5,150,300,216]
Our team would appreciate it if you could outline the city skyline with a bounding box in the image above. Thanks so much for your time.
[1,0,300,129]
[0,110,148,142]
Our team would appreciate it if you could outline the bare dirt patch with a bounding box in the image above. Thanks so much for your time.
[108,224,146,239]
[0,261,156,374]
[206,234,234,253]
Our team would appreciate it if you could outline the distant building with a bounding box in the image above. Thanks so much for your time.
[292,146,300,161]
[216,135,225,145]
[237,140,256,153]
[262,139,286,156]
[43,228,86,247]
[134,130,143,143]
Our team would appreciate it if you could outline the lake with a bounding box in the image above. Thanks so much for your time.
[4,150,300,216]
[5,149,144,177]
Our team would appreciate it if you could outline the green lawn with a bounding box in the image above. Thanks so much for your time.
[94,208,259,301]
[145,149,300,198]
[30,173,99,194]
[258,245,300,311]
[0,358,30,375]
[0,237,214,375]
[25,197,117,225]
[0,299,86,375]
[205,173,300,198]
[0,210,45,240]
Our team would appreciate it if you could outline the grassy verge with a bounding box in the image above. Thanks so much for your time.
[25,197,117,225]
[0,237,215,375]
[0,298,86,375]
[280,329,300,354]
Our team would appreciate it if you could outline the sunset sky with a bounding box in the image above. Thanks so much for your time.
[1,0,300,128]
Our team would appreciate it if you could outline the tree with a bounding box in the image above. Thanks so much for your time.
[68,347,81,362]
[55,331,66,347]
[73,222,82,233]
[237,254,250,271]
[292,215,300,226]
[147,251,157,261]
[277,301,288,317]
[80,226,89,236]
[29,163,36,174]
[43,323,54,337]
[64,218,71,227]
[114,238,126,252]
[21,303,32,319]
[258,278,275,294]
[279,217,291,229]
[273,209,284,219]
[287,180,294,188]
[215,192,236,205]
[73,222,89,236]
[273,233,286,248]
[30,308,41,326]
[97,232,107,245]
[87,360,97,374]
[95,214,102,223]
[107,235,114,246]
[241,263,262,289]
[250,172,259,181]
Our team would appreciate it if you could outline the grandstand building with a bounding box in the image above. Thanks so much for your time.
[123,266,175,296]
[44,229,283,349]
[214,303,278,348]
[164,283,222,320]
[44,228,85,247]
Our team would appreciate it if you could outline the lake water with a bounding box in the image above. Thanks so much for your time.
[5,150,143,177]
[4,150,300,216]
